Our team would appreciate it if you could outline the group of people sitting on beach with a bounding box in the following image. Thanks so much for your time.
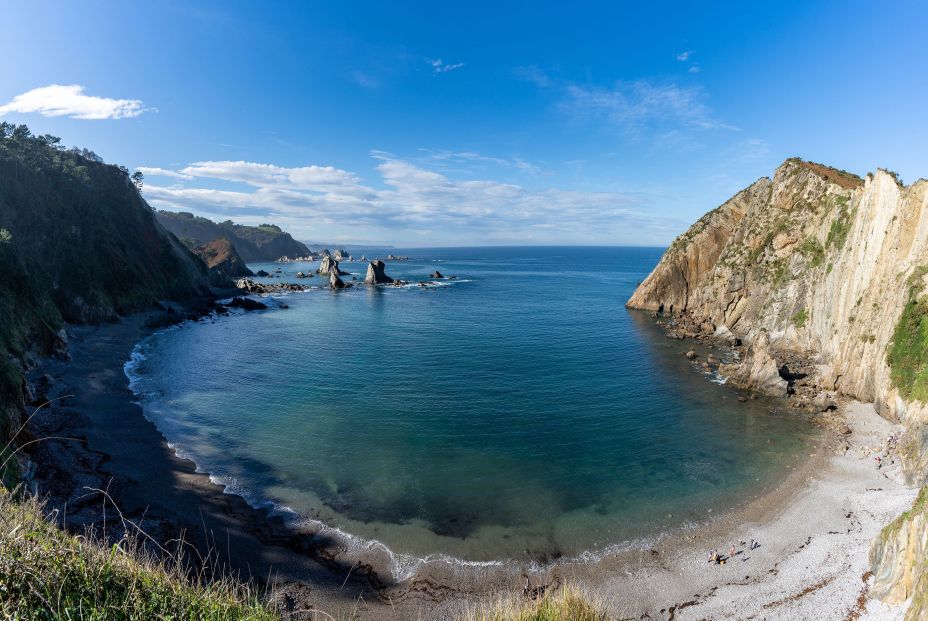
[708,539,760,565]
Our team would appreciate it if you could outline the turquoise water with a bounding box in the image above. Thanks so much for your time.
[126,247,814,564]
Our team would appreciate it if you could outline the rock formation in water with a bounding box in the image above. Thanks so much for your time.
[627,158,928,616]
[227,296,268,311]
[317,255,347,276]
[431,270,444,278]
[364,260,394,285]
[328,271,349,290]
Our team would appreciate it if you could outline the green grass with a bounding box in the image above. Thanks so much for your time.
[0,488,279,620]
[798,237,825,268]
[826,196,854,251]
[888,268,928,402]
[792,308,808,329]
[462,585,612,621]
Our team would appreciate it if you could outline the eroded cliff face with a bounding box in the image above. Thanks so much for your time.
[628,159,928,616]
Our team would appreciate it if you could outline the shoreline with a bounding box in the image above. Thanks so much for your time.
[26,308,919,619]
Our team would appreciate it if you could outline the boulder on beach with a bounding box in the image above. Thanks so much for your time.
[365,260,394,285]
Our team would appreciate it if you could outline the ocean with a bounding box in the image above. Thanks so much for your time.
[125,246,814,568]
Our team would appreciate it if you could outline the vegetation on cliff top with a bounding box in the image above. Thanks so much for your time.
[0,123,211,444]
[0,488,277,620]
[156,210,311,262]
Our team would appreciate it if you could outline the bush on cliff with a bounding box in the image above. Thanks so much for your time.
[888,267,928,402]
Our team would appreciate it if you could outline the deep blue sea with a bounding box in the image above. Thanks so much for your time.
[126,247,814,565]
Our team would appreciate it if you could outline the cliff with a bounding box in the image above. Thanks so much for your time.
[0,123,213,480]
[627,158,928,618]
[192,237,254,280]
[156,211,311,262]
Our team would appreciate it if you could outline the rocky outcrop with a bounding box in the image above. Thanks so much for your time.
[328,271,349,290]
[193,237,253,280]
[431,270,444,278]
[627,158,928,616]
[234,278,307,294]
[227,296,268,311]
[317,255,347,276]
[717,332,788,397]
[364,260,394,285]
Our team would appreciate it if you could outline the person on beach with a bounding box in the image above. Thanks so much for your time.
[708,550,718,563]
[730,544,736,558]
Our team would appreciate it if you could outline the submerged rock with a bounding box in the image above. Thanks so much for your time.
[364,260,394,285]
[255,269,270,277]
[227,296,268,311]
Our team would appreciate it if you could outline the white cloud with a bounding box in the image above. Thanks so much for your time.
[676,50,693,61]
[0,84,147,120]
[688,65,701,73]
[427,58,465,75]
[143,154,682,244]
[137,166,192,180]
[514,65,553,87]
[564,80,736,132]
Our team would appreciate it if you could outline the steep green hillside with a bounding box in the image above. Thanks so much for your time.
[0,122,212,461]
[156,211,311,262]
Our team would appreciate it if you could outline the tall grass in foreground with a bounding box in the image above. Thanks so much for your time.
[0,487,278,620]
[461,585,612,621]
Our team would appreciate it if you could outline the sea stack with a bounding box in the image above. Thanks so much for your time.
[430,270,444,278]
[317,255,346,275]
[329,271,348,289]
[365,260,394,285]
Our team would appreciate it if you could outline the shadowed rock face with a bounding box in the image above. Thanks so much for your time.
[193,238,253,278]
[317,255,347,276]
[328,271,348,289]
[627,158,928,614]
[364,260,394,285]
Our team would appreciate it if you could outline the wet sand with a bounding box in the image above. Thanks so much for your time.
[26,312,918,620]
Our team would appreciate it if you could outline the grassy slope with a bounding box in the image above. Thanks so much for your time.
[0,123,212,460]
[0,489,277,620]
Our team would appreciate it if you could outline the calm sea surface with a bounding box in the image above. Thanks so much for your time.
[126,247,814,562]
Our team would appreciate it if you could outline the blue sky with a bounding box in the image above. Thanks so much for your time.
[2,1,926,246]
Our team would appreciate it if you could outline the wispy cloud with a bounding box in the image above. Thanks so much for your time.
[688,65,701,74]
[415,149,542,175]
[564,80,736,133]
[676,50,693,62]
[514,65,553,87]
[0,84,147,120]
[427,58,465,75]
[143,154,680,244]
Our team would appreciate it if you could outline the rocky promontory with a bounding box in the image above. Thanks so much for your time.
[627,158,928,616]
